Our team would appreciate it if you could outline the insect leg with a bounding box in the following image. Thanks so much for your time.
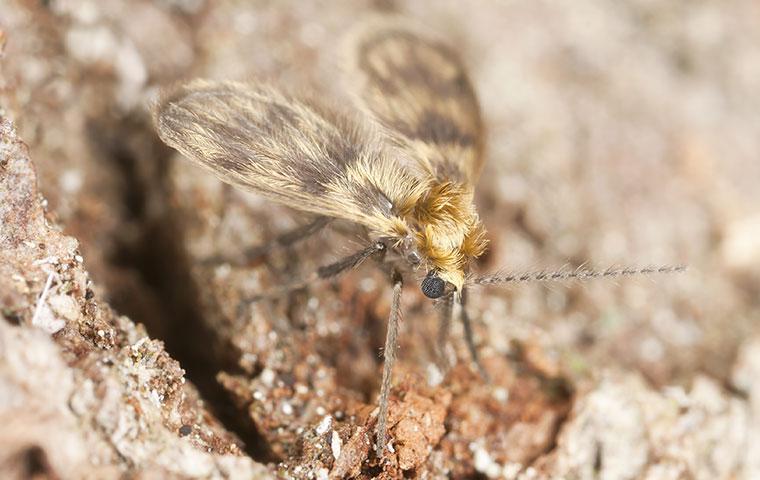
[460,287,490,381]
[435,293,454,372]
[316,242,384,279]
[202,216,330,267]
[244,216,330,261]
[243,242,385,302]
[376,269,403,458]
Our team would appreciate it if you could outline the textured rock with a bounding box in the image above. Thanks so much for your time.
[0,119,271,478]
[2,0,760,478]
[549,373,752,480]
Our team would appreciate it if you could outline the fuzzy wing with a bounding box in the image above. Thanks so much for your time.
[345,21,485,186]
[154,80,423,237]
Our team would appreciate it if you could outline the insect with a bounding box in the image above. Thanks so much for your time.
[154,19,683,459]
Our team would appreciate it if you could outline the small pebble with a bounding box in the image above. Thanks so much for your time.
[315,415,332,435]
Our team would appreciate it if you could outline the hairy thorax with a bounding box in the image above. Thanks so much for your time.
[407,181,487,289]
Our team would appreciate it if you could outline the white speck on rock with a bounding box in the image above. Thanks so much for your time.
[260,368,275,387]
[60,169,83,194]
[149,389,162,406]
[472,444,502,478]
[307,297,319,310]
[131,337,147,352]
[502,462,523,479]
[65,26,119,64]
[214,263,231,278]
[316,415,332,435]
[33,256,59,266]
[331,431,342,460]
[664,385,691,408]
[386,441,395,454]
[426,363,444,387]
[48,294,79,322]
[31,272,65,334]
[722,214,760,269]
[493,387,509,403]
[522,466,538,478]
[31,303,65,334]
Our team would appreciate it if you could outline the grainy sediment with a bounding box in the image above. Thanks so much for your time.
[1,1,759,478]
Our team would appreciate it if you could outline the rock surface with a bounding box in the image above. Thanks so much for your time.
[1,1,759,479]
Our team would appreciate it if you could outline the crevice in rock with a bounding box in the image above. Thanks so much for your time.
[86,114,277,463]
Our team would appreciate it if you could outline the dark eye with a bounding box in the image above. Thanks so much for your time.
[421,274,446,299]
[407,251,421,265]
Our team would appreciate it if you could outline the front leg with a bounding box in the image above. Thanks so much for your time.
[460,287,490,381]
[202,216,330,267]
[241,242,385,303]
[435,293,454,372]
[243,216,331,262]
[375,269,403,458]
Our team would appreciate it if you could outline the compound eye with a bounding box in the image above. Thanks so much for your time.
[421,273,446,299]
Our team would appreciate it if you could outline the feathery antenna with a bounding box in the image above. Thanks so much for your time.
[469,265,686,288]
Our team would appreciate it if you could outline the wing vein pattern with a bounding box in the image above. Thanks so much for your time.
[345,21,485,186]
[155,80,425,238]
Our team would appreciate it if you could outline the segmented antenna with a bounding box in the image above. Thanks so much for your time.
[469,265,686,287]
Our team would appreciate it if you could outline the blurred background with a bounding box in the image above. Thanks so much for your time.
[1,1,759,478]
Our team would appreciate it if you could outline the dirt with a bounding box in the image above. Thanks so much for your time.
[1,1,759,479]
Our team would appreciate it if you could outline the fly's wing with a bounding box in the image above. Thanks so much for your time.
[154,80,423,238]
[345,20,485,186]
